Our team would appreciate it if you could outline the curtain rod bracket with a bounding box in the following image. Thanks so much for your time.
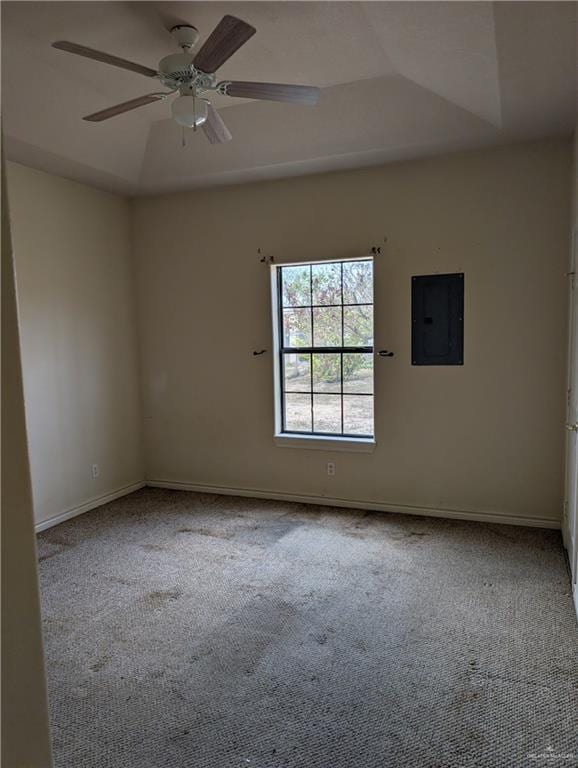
[258,248,274,264]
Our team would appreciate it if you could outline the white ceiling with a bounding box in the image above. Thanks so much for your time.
[2,1,576,195]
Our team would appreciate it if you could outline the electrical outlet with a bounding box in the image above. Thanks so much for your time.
[91,463,100,479]
[327,462,335,476]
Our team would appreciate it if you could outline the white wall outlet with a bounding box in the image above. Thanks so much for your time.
[327,462,336,476]
[91,463,100,479]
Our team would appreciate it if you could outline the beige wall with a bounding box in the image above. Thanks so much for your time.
[7,163,144,526]
[563,129,578,582]
[574,128,578,586]
[2,154,53,766]
[133,139,571,525]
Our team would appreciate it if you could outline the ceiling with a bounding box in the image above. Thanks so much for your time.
[2,1,576,195]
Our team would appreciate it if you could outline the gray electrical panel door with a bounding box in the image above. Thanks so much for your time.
[411,273,464,365]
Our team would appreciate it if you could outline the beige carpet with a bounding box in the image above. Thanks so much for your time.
[37,488,577,768]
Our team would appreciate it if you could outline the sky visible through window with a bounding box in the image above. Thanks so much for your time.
[278,259,374,438]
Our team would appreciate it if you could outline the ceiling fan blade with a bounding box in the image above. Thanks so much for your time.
[202,103,232,144]
[52,41,158,78]
[225,81,320,105]
[194,15,256,74]
[83,94,164,122]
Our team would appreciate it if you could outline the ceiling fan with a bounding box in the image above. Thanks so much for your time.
[51,15,320,144]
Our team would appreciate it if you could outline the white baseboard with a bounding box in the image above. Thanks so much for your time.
[146,479,561,530]
[35,481,146,533]
[34,477,562,534]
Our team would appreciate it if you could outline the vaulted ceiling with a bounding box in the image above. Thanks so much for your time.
[2,1,576,195]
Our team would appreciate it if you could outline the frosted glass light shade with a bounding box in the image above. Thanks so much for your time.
[171,95,208,128]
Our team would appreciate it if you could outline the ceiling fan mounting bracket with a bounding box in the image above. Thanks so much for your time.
[170,25,199,51]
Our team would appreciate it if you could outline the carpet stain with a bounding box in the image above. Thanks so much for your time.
[389,530,430,540]
[177,527,234,540]
[238,518,301,545]
[38,538,74,562]
[89,657,110,673]
[39,548,65,562]
[108,576,134,586]
[145,588,183,607]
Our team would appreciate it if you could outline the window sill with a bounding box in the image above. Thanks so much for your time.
[274,434,376,453]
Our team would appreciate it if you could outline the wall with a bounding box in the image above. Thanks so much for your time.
[563,129,578,593]
[133,139,571,526]
[573,127,578,593]
[7,163,144,527]
[2,152,53,766]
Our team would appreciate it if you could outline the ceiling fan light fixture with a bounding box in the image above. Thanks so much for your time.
[171,94,208,128]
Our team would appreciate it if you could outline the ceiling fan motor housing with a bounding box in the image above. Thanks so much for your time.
[158,53,215,91]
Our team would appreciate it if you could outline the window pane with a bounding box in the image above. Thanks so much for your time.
[313,306,342,347]
[343,305,373,346]
[285,393,312,432]
[312,262,341,306]
[313,394,341,434]
[281,265,311,307]
[343,260,373,304]
[343,396,373,436]
[283,353,311,393]
[283,308,311,347]
[343,353,373,394]
[312,353,341,393]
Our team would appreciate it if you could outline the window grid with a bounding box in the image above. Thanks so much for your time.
[278,259,374,439]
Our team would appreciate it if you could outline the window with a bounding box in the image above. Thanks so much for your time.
[273,258,374,440]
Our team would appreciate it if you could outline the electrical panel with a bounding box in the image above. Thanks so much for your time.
[411,273,464,365]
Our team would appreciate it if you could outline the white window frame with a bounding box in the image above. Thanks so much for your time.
[270,257,376,453]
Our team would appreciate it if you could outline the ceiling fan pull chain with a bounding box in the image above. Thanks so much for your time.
[182,127,186,148]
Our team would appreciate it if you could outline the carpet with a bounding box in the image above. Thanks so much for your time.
[37,488,577,768]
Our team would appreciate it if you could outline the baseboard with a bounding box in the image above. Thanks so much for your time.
[146,479,561,530]
[35,481,146,533]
